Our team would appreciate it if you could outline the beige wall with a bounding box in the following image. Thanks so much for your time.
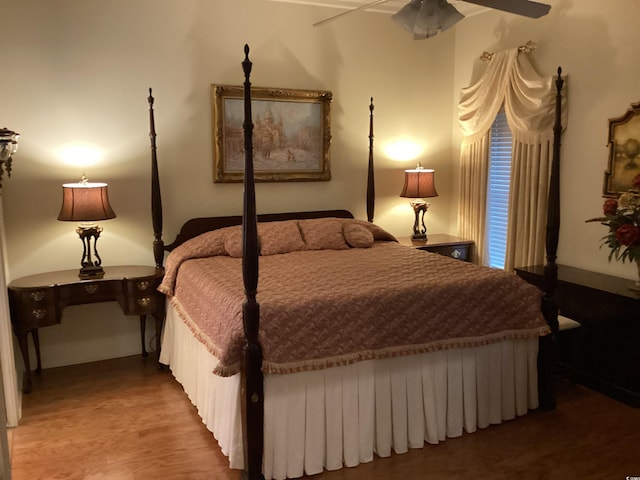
[3,0,456,367]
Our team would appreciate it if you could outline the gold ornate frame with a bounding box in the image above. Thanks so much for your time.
[604,101,640,197]
[212,84,332,183]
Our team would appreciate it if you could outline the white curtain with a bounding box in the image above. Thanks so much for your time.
[0,198,20,428]
[458,47,567,269]
[458,134,489,264]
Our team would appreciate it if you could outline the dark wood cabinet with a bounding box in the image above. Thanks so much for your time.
[515,264,640,407]
[398,234,474,262]
[8,265,165,393]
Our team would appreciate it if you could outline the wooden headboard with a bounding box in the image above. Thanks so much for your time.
[163,209,354,252]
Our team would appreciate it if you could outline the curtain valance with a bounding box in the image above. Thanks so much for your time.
[458,48,566,145]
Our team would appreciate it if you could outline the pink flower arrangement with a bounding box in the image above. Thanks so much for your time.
[587,173,640,263]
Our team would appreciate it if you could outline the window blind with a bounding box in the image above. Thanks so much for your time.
[486,108,512,269]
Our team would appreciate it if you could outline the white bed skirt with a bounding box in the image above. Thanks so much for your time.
[160,302,540,480]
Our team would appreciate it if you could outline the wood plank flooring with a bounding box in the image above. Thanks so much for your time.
[9,355,640,480]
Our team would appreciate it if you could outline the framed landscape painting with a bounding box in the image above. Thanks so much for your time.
[212,84,332,183]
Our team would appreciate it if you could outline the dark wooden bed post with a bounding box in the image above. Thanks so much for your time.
[538,67,564,411]
[367,98,375,223]
[148,88,165,270]
[240,44,265,480]
[542,67,564,333]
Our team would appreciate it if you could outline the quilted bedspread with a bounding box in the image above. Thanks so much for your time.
[159,219,550,376]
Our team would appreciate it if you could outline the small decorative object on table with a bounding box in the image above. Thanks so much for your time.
[587,173,640,290]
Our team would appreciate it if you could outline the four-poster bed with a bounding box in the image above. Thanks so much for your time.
[148,45,564,480]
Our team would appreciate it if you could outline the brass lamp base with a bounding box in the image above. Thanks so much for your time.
[409,199,430,241]
[78,265,105,279]
[76,225,105,279]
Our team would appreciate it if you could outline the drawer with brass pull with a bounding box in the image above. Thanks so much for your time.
[122,275,162,315]
[397,234,475,263]
[60,281,120,306]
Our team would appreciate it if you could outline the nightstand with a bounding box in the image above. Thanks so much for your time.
[516,265,640,407]
[8,265,164,393]
[398,234,474,262]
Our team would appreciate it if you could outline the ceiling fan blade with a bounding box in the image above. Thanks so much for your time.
[462,0,550,18]
[313,0,393,27]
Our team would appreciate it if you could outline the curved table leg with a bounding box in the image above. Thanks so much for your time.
[154,310,164,370]
[31,329,42,373]
[16,331,32,394]
[139,315,148,357]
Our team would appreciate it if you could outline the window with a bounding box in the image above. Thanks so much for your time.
[486,108,513,269]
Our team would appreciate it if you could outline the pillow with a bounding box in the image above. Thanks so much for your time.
[223,227,243,258]
[343,218,398,242]
[258,220,306,255]
[159,228,229,296]
[343,223,374,248]
[299,218,349,250]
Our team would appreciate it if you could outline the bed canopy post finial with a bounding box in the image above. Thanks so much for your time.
[367,97,375,223]
[240,44,265,480]
[147,87,164,269]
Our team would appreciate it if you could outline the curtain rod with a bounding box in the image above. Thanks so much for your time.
[480,41,537,62]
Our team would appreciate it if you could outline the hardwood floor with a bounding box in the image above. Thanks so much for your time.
[9,355,640,480]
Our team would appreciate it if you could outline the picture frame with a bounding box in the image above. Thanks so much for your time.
[603,101,640,197]
[212,84,332,183]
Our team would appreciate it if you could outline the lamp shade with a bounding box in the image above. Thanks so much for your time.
[57,182,117,222]
[400,168,438,199]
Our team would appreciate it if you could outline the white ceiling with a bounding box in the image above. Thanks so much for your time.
[267,0,487,17]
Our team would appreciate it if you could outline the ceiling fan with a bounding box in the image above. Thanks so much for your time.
[313,0,551,40]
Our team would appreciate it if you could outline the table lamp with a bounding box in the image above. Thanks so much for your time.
[400,164,438,241]
[57,175,117,279]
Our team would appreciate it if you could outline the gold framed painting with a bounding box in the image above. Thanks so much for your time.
[212,84,332,183]
[603,101,640,197]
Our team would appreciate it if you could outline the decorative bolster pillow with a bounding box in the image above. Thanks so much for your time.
[343,223,375,248]
[298,218,350,250]
[349,219,397,242]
